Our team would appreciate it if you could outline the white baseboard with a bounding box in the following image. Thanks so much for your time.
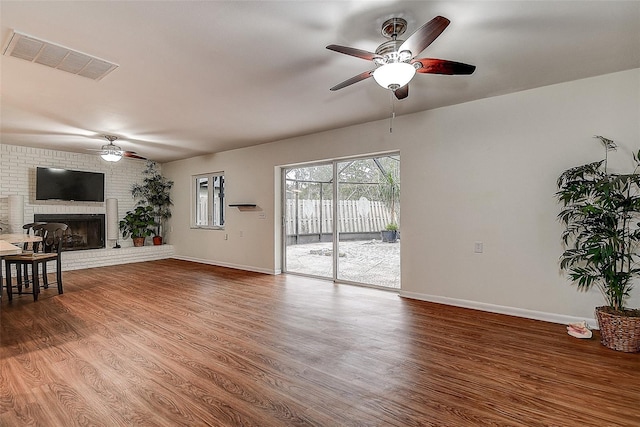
[172,255,277,275]
[399,291,599,330]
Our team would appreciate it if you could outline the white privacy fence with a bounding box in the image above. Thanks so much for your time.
[285,199,395,235]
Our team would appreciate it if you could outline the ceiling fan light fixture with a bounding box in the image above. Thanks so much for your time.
[373,62,416,90]
[100,135,123,162]
[100,144,123,162]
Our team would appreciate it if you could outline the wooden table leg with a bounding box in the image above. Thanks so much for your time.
[5,259,12,301]
[32,261,39,301]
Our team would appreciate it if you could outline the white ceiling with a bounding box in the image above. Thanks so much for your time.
[1,1,639,163]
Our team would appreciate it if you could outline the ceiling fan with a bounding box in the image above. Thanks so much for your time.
[327,16,476,100]
[93,135,146,162]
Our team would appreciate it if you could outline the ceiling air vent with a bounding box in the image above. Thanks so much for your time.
[3,31,118,81]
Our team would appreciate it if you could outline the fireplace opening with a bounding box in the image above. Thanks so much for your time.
[34,214,105,251]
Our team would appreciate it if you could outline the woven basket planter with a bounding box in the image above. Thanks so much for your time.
[595,306,640,353]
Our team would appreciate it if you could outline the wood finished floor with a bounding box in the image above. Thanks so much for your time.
[1,259,639,426]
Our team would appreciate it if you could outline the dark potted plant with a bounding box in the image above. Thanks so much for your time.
[557,136,640,352]
[119,205,157,247]
[131,160,174,245]
[381,222,399,243]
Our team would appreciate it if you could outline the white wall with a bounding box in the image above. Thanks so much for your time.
[0,145,148,247]
[163,68,640,322]
[162,124,400,273]
[400,69,640,323]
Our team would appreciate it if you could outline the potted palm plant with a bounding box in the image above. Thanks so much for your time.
[557,136,640,352]
[119,205,157,247]
[378,170,400,243]
[131,161,173,245]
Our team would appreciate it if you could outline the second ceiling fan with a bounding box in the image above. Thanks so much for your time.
[95,135,146,162]
[327,15,475,100]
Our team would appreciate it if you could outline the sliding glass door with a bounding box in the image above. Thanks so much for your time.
[283,154,400,289]
[336,156,400,287]
[283,163,334,279]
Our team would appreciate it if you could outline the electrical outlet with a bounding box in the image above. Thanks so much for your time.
[224,233,228,240]
[239,230,244,238]
[474,242,483,253]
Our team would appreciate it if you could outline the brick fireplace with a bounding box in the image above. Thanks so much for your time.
[34,213,105,251]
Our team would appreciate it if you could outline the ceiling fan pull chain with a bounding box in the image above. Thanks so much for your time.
[389,91,395,133]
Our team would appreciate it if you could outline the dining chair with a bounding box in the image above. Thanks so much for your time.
[4,223,68,301]
[14,222,47,288]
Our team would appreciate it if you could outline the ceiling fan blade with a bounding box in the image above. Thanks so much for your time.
[123,151,147,160]
[326,45,381,61]
[330,70,374,91]
[394,85,409,100]
[399,16,450,58]
[413,58,476,75]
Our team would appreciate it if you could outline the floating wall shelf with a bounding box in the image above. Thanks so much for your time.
[229,203,258,212]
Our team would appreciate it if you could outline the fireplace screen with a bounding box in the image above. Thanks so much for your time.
[34,214,105,251]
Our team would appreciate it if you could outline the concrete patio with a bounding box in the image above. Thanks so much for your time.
[284,239,400,289]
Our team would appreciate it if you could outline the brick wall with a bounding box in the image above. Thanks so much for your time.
[61,244,175,271]
[1,144,157,250]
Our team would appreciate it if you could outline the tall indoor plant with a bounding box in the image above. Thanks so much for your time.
[556,136,640,352]
[131,160,174,245]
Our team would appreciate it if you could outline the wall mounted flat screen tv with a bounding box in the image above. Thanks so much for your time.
[36,167,105,202]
